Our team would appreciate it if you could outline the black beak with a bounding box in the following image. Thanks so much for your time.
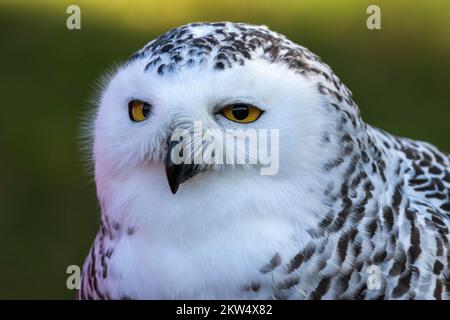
[164,140,200,194]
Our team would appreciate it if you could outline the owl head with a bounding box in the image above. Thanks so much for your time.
[91,22,362,230]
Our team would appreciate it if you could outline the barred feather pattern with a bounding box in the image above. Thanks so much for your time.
[242,127,450,299]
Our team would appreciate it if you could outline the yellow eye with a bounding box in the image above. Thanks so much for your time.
[219,104,263,123]
[128,100,151,122]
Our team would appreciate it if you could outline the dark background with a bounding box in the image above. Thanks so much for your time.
[0,0,449,299]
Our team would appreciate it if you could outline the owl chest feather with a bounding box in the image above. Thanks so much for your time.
[85,209,305,299]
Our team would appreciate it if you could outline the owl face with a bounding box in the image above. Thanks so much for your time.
[95,55,328,192]
[93,22,349,198]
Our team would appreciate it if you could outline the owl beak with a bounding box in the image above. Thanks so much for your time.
[164,140,200,194]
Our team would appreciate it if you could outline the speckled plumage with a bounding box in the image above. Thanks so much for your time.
[79,22,450,300]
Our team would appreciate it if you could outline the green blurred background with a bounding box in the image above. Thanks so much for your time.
[0,0,448,299]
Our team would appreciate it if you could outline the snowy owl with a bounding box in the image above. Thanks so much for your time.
[79,22,450,300]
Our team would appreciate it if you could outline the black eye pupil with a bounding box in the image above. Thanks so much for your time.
[232,105,249,120]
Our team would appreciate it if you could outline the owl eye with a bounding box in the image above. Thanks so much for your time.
[128,100,151,122]
[218,103,263,124]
